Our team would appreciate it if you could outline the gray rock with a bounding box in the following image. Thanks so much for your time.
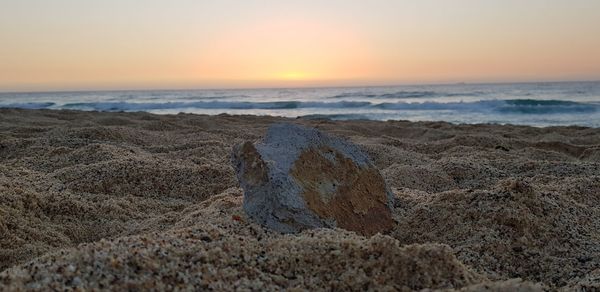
[232,123,394,236]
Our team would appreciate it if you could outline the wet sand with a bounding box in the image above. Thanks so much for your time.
[1,108,599,290]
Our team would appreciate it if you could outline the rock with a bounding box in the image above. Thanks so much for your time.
[232,123,394,236]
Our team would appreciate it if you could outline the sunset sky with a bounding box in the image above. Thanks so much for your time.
[1,0,600,91]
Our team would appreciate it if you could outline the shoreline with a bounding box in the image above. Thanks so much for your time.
[1,109,599,290]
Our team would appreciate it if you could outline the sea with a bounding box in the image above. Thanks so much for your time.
[1,81,600,127]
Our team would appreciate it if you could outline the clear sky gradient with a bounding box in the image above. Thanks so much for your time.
[1,0,600,91]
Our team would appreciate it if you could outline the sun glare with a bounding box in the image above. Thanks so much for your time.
[193,16,378,85]
[280,71,309,80]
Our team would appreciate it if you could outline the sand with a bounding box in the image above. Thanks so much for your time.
[0,108,599,290]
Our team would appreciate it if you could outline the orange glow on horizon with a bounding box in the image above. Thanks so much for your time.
[191,16,381,84]
[0,1,599,91]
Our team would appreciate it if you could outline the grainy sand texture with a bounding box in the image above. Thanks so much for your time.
[1,109,599,290]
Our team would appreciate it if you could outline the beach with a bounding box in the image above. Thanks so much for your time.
[1,108,599,290]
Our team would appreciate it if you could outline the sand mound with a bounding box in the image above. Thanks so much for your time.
[0,163,193,271]
[383,163,456,193]
[54,156,235,200]
[392,179,600,287]
[1,109,599,290]
[1,191,482,291]
[0,231,482,291]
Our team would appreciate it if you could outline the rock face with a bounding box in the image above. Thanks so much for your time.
[232,123,394,236]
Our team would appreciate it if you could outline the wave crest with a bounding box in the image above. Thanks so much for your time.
[3,99,596,115]
[0,102,55,109]
[331,91,483,99]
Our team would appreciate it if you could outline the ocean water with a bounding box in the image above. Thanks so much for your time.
[1,82,600,127]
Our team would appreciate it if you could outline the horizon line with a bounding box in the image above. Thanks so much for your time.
[1,79,599,94]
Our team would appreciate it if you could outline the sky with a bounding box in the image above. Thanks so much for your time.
[1,0,600,91]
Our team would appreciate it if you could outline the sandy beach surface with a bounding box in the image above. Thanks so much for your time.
[1,108,599,290]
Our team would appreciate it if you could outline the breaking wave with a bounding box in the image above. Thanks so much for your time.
[331,91,484,99]
[43,99,598,115]
[0,102,56,109]
[61,101,372,111]
[1,99,596,117]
